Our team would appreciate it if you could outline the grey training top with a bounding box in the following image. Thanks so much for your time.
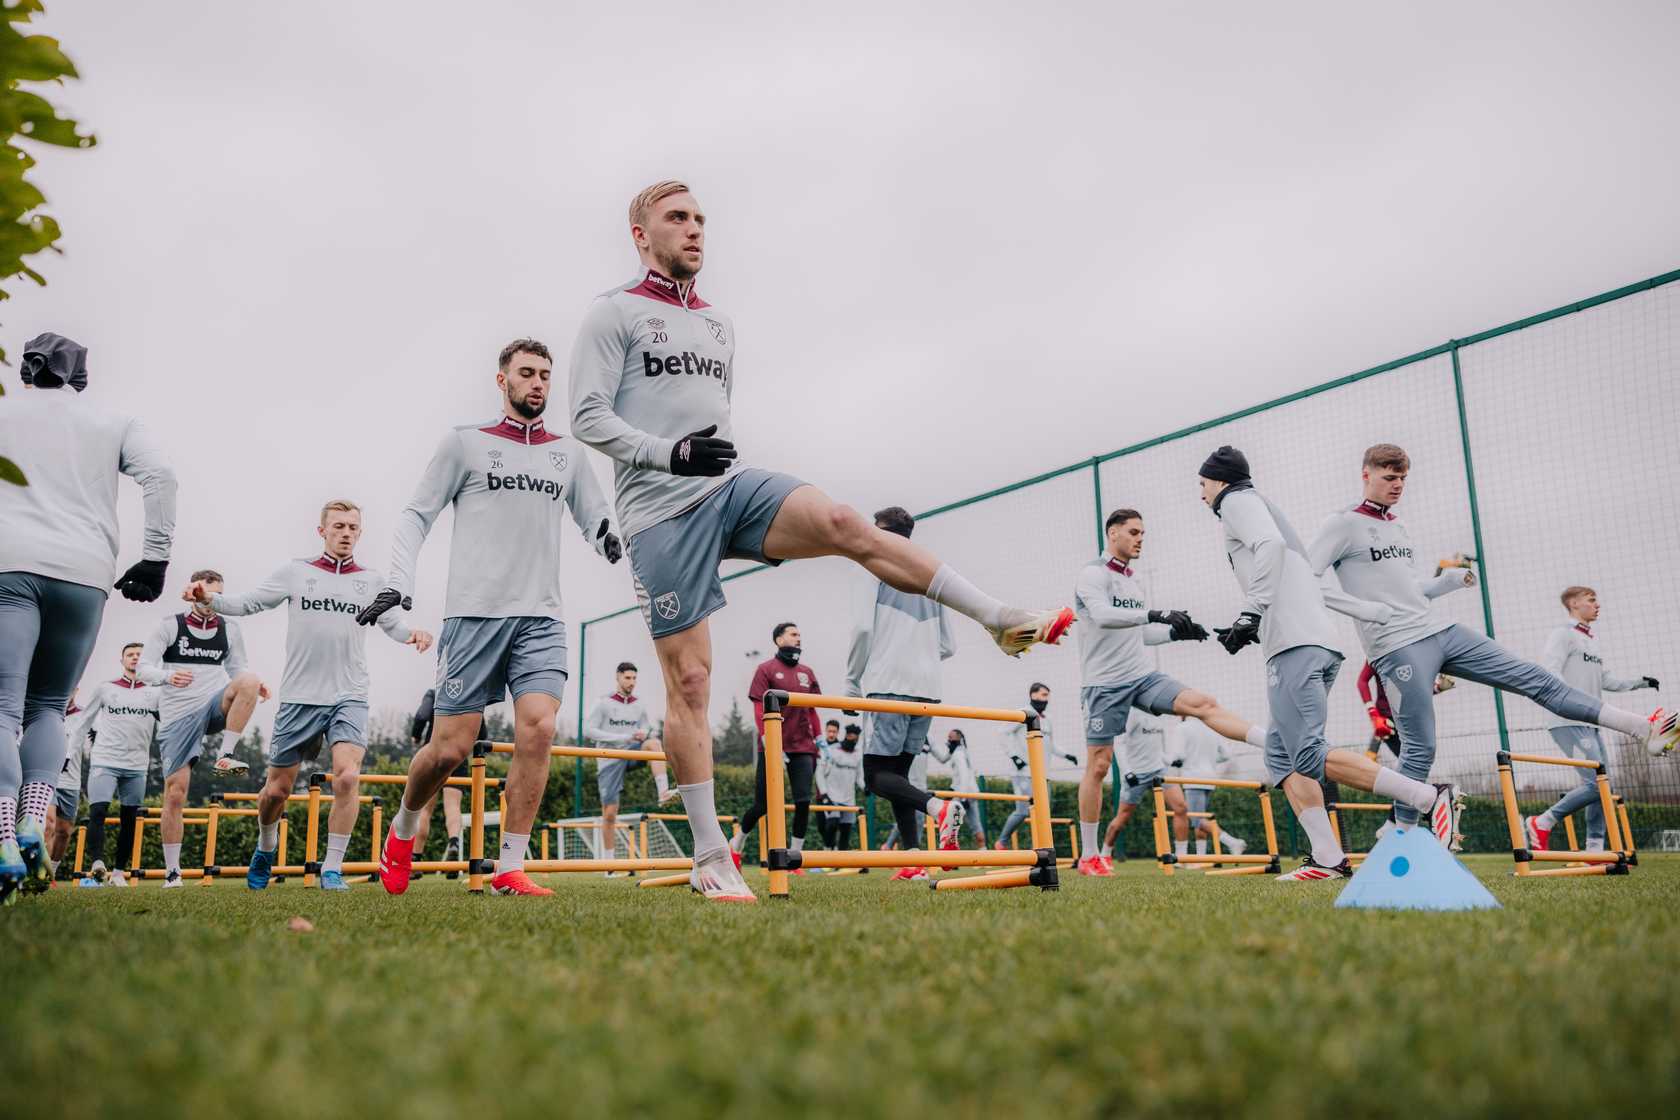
[1214,486,1340,660]
[568,269,742,542]
[0,385,176,590]
[69,677,159,771]
[137,610,248,728]
[211,554,412,706]
[846,570,954,700]
[1074,555,1172,687]
[1308,501,1473,661]
[584,692,652,747]
[1539,621,1646,730]
[388,416,614,621]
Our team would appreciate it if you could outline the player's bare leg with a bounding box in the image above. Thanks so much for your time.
[381,712,478,894]
[654,621,753,901]
[1172,689,1265,748]
[317,742,364,890]
[248,761,299,889]
[1077,745,1114,875]
[760,486,1072,656]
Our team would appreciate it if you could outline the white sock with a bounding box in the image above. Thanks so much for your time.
[925,796,942,817]
[1195,838,1208,855]
[1080,820,1098,857]
[1376,819,1397,841]
[925,563,1015,630]
[163,843,182,874]
[323,833,350,873]
[654,771,669,795]
[258,817,280,851]
[1245,725,1267,749]
[1099,842,1113,858]
[730,830,747,854]
[218,729,240,756]
[391,804,422,841]
[1372,767,1437,813]
[19,781,51,825]
[1296,808,1346,867]
[1536,810,1557,830]
[1597,704,1648,739]
[499,831,528,872]
[679,780,729,856]
[789,836,803,852]
[1174,839,1188,856]
[1585,836,1605,852]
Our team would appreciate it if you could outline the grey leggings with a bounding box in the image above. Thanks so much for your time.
[0,573,106,800]
[1543,726,1607,842]
[1375,624,1601,825]
[997,803,1032,843]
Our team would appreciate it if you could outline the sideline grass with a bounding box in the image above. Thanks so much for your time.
[6,855,1679,1118]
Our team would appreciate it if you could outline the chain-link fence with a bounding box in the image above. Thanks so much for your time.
[578,269,1680,850]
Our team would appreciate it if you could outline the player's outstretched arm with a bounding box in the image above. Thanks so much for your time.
[1307,516,1390,623]
[1073,566,1153,631]
[113,417,178,602]
[365,431,466,625]
[205,565,292,617]
[1420,566,1474,598]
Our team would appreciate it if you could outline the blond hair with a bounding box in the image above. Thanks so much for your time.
[320,499,361,525]
[1363,443,1410,472]
[1560,585,1595,609]
[629,180,691,228]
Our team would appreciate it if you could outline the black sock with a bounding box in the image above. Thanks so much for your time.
[86,802,110,866]
[116,804,140,868]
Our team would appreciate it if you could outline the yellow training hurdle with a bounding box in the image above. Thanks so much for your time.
[1497,750,1633,877]
[1327,800,1393,867]
[1150,775,1281,876]
[761,691,1058,898]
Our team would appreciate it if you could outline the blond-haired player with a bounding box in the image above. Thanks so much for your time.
[565,181,1073,902]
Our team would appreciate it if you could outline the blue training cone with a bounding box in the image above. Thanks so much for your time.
[1334,825,1500,911]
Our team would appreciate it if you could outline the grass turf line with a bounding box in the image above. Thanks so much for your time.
[6,855,1679,1118]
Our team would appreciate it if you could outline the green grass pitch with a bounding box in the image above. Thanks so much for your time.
[7,856,1679,1117]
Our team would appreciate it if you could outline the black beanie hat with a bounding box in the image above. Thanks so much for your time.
[1199,445,1250,484]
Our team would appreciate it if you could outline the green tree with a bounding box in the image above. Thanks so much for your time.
[713,698,755,765]
[0,0,95,486]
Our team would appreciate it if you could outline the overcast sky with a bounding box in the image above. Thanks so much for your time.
[8,1,1678,756]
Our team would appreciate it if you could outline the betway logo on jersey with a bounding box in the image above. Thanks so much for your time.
[604,715,640,729]
[642,350,726,380]
[486,472,565,501]
[1368,543,1414,563]
[174,640,223,659]
[300,596,360,615]
[1112,597,1144,609]
[107,704,156,718]
[1582,652,1602,665]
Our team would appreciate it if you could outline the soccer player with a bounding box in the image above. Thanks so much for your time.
[1097,711,1174,863]
[408,688,482,879]
[1074,507,1269,878]
[812,717,844,848]
[586,660,670,875]
[1308,443,1678,844]
[69,644,159,886]
[1523,586,1660,852]
[187,500,433,891]
[1199,445,1460,881]
[360,338,620,898]
[566,181,1072,901]
[138,569,268,886]
[814,722,863,850]
[0,332,176,901]
[842,506,968,882]
[995,683,1078,849]
[1164,715,1251,860]
[929,728,987,848]
[735,624,823,869]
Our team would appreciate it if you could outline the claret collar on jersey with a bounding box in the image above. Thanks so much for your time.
[1105,556,1134,578]
[1355,499,1396,521]
[311,553,363,575]
[490,416,546,445]
[612,692,638,704]
[1575,622,1594,638]
[630,268,710,311]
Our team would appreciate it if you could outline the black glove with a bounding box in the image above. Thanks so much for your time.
[114,559,168,602]
[596,520,623,565]
[1061,753,1080,766]
[1149,609,1208,642]
[356,587,412,626]
[1643,676,1661,690]
[1214,611,1261,655]
[1009,754,1027,771]
[669,424,737,477]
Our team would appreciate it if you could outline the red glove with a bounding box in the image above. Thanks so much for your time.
[1367,706,1393,740]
